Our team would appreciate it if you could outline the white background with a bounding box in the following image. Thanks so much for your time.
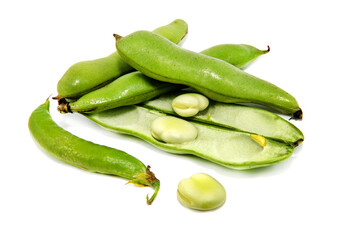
[1,0,358,239]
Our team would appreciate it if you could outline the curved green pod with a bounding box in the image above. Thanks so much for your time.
[57,42,270,114]
[28,100,160,204]
[141,91,304,145]
[57,72,182,113]
[151,19,188,44]
[200,44,270,69]
[85,106,294,170]
[56,19,188,99]
[115,31,302,119]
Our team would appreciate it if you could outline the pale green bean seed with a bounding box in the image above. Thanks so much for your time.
[177,173,226,210]
[151,116,198,144]
[171,93,209,117]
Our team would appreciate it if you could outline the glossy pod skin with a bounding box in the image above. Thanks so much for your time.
[200,44,270,69]
[57,43,269,114]
[85,105,295,170]
[28,100,160,204]
[142,91,304,146]
[115,31,302,119]
[58,72,182,113]
[56,19,188,99]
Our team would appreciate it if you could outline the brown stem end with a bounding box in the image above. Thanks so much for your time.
[290,109,303,120]
[113,33,122,41]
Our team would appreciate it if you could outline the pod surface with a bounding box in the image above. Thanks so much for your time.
[115,30,302,118]
[200,44,270,69]
[61,40,271,114]
[142,91,304,145]
[57,20,188,99]
[28,100,160,204]
[85,106,294,170]
[59,72,182,113]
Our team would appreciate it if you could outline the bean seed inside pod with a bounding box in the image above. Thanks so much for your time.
[151,116,198,144]
[172,93,209,117]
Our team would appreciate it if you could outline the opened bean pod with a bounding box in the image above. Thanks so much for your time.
[142,91,304,145]
[85,105,294,170]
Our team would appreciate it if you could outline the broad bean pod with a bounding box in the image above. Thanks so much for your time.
[200,44,270,69]
[142,91,304,145]
[85,105,295,170]
[56,19,188,99]
[28,100,160,204]
[58,72,182,113]
[115,31,302,119]
[56,43,268,114]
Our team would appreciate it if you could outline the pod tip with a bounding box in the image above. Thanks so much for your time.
[290,109,303,120]
[293,138,304,147]
[264,45,270,53]
[113,33,122,41]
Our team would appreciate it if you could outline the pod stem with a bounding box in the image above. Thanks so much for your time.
[290,109,303,120]
[147,180,160,205]
[263,45,270,54]
[145,165,160,205]
[127,165,160,205]
[113,34,123,41]
[57,101,72,114]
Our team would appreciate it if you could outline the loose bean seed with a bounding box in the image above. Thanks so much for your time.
[177,173,226,210]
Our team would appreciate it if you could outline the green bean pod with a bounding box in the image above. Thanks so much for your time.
[57,72,183,113]
[56,44,269,114]
[115,31,302,119]
[200,44,270,69]
[56,19,188,99]
[28,100,160,204]
[141,91,304,146]
[85,106,295,170]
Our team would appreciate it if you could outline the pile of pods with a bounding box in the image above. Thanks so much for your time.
[29,19,303,205]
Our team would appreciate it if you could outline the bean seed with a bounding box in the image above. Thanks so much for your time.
[171,93,209,117]
[151,116,198,144]
[177,173,226,210]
